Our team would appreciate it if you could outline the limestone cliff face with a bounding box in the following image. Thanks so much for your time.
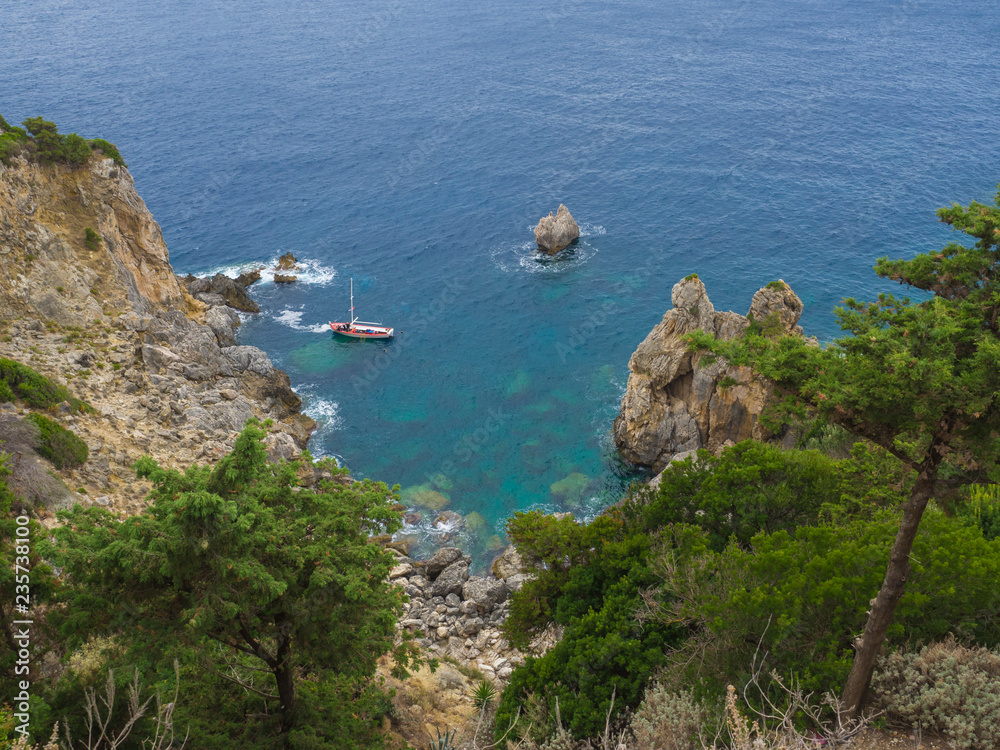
[0,154,313,516]
[0,156,184,323]
[613,277,804,472]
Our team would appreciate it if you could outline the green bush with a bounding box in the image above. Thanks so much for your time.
[653,509,1000,696]
[88,138,126,167]
[625,440,907,552]
[62,132,91,164]
[84,227,101,250]
[0,114,124,168]
[496,512,680,741]
[0,358,90,412]
[871,637,1000,750]
[25,413,88,469]
[0,379,13,403]
[958,484,1000,542]
[0,126,29,165]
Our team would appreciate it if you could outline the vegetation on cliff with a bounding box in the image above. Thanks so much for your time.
[494,188,1000,749]
[29,421,420,747]
[0,114,124,167]
[0,359,91,414]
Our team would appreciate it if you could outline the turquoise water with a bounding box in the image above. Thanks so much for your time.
[4,0,1000,562]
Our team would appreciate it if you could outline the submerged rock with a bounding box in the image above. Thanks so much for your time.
[613,276,804,472]
[534,204,580,254]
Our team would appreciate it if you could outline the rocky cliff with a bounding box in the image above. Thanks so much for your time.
[0,154,313,515]
[613,276,805,473]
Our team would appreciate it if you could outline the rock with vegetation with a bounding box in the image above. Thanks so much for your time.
[0,114,313,518]
[613,276,804,471]
[534,204,580,254]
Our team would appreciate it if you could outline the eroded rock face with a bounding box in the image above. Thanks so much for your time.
[0,155,315,516]
[533,204,580,254]
[613,277,804,472]
[0,157,183,323]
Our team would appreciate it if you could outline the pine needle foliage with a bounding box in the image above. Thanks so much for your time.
[51,420,420,747]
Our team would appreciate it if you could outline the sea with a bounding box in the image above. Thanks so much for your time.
[4,0,999,564]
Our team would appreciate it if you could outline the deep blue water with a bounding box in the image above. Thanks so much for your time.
[4,1,1000,561]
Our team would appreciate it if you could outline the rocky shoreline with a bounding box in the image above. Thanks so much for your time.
[0,155,313,515]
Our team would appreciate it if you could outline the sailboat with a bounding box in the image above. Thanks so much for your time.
[329,278,394,339]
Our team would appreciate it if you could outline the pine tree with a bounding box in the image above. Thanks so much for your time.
[689,186,1000,715]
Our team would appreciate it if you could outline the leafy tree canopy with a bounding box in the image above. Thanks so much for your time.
[51,421,418,747]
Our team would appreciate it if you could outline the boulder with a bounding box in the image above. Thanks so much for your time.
[204,305,240,347]
[504,572,532,593]
[236,268,262,287]
[534,204,580,254]
[462,576,509,615]
[490,545,524,580]
[613,276,804,472]
[425,547,465,578]
[274,274,298,283]
[431,561,469,598]
[223,346,275,376]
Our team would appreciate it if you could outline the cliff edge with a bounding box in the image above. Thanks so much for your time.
[0,154,313,515]
[613,276,804,472]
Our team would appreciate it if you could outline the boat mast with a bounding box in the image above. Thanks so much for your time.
[350,278,357,325]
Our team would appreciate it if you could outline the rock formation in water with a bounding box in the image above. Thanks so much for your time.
[613,276,805,472]
[534,204,580,254]
[0,152,314,514]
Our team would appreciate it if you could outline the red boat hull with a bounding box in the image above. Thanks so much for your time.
[329,322,394,339]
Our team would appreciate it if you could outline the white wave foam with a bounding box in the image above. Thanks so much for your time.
[274,308,331,333]
[198,256,338,287]
[490,239,599,275]
[297,387,343,447]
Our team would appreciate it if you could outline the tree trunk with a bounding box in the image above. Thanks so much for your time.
[274,637,296,732]
[840,448,943,718]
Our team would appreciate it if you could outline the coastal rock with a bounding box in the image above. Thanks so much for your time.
[236,268,262,287]
[462,576,509,615]
[275,252,299,271]
[432,560,470,598]
[425,547,465,578]
[274,274,298,283]
[613,276,804,472]
[490,545,525,580]
[533,204,580,254]
[0,156,315,515]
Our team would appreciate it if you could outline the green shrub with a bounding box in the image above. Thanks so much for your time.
[496,513,679,741]
[629,685,709,750]
[0,379,13,403]
[62,132,91,165]
[0,357,90,412]
[88,138,126,167]
[625,441,907,552]
[0,115,124,168]
[0,127,29,165]
[959,484,1000,542]
[765,280,787,290]
[871,637,1000,750]
[25,413,88,469]
[84,227,101,250]
[652,509,1000,696]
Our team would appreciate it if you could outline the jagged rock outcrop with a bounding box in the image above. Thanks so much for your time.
[613,276,804,472]
[0,154,314,515]
[534,204,580,254]
[182,273,260,313]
